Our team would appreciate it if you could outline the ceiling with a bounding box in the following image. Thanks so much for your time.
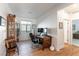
[65,4,79,14]
[8,3,58,19]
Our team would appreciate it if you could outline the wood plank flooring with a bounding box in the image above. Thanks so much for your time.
[8,40,79,56]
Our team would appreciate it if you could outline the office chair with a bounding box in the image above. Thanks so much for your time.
[29,33,39,48]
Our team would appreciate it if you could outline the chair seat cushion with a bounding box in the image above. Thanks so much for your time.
[33,39,38,44]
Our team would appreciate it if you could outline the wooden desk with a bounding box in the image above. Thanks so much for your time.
[42,35,52,50]
[37,35,52,50]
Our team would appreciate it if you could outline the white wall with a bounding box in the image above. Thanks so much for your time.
[16,17,36,24]
[0,3,13,56]
[37,10,57,28]
[57,9,70,50]
[64,20,68,43]
[71,12,79,20]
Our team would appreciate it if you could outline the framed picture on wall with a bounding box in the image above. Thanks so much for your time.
[0,16,2,25]
[59,22,63,29]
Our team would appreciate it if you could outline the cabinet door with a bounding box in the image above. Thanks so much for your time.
[7,14,16,38]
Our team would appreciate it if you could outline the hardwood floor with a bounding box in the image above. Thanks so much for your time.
[8,40,79,56]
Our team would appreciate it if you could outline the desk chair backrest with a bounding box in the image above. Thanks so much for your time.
[29,33,35,41]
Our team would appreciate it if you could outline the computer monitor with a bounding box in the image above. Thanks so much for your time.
[38,28,44,33]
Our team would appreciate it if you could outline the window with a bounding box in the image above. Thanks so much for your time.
[21,21,31,24]
[21,21,32,32]
[26,25,31,32]
[0,16,6,26]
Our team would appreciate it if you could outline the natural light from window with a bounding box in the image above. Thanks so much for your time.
[21,21,32,24]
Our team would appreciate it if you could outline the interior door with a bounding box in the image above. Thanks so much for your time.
[64,20,72,44]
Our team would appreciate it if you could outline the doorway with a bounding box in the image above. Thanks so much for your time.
[63,19,71,44]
